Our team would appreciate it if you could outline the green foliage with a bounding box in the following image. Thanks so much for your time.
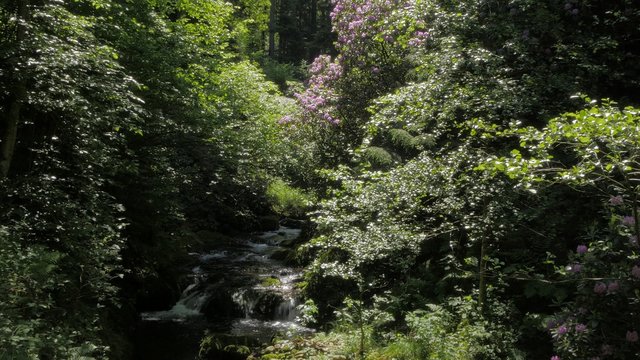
[362,146,395,170]
[257,297,520,360]
[0,0,309,357]
[199,332,251,359]
[379,305,484,360]
[387,128,420,153]
[484,101,640,359]
[261,59,304,93]
[291,0,640,358]
[266,179,314,218]
[369,298,523,360]
[261,277,282,287]
[297,299,320,327]
[229,0,271,58]
[492,99,640,188]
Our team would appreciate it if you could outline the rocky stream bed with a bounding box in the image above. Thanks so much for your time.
[134,227,311,359]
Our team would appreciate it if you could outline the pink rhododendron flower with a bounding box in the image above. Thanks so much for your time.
[278,115,294,124]
[621,215,636,226]
[593,282,607,294]
[607,281,619,293]
[632,265,640,279]
[609,195,624,206]
[576,244,588,254]
[601,344,613,356]
[575,323,587,332]
[627,330,639,342]
[556,325,568,336]
[569,264,582,273]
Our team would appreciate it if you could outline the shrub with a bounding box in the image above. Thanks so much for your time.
[266,179,314,218]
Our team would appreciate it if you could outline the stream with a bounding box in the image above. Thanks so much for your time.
[134,227,311,359]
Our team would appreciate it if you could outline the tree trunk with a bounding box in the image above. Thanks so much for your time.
[0,0,29,178]
[268,0,277,58]
[310,0,317,32]
[478,235,488,313]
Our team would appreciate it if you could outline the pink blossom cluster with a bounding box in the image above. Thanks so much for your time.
[309,54,344,81]
[289,55,343,125]
[608,195,624,206]
[286,0,431,126]
[331,0,398,60]
[408,30,430,46]
[593,280,619,294]
[576,244,587,254]
[330,0,429,62]
[621,215,636,227]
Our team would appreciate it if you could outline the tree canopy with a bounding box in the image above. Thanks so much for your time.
[1,0,640,359]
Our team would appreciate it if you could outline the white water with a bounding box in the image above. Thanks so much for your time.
[141,282,208,322]
[257,228,302,245]
[232,289,260,319]
[275,297,298,321]
[140,227,309,339]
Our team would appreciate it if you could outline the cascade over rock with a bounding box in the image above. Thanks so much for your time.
[135,226,312,358]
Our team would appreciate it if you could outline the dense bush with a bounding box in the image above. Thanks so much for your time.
[283,0,640,359]
[0,0,302,357]
[266,179,315,218]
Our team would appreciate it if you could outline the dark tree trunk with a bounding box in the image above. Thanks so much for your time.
[1,0,29,178]
[268,0,277,58]
[478,235,488,313]
[310,0,317,32]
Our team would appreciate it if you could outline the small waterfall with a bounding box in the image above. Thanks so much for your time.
[140,274,208,321]
[177,287,208,312]
[138,227,312,357]
[232,289,259,318]
[274,297,298,321]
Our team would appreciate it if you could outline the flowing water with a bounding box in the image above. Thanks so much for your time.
[135,227,311,359]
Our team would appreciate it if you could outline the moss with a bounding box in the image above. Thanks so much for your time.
[261,276,282,287]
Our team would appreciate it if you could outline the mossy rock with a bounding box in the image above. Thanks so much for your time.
[261,354,288,359]
[201,290,243,320]
[261,276,282,287]
[269,248,294,262]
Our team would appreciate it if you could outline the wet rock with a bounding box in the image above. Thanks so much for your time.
[233,288,286,320]
[202,290,244,320]
[269,248,293,261]
[195,230,236,249]
[135,276,181,312]
[200,348,251,360]
[280,218,306,228]
[256,215,280,231]
[277,238,296,247]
